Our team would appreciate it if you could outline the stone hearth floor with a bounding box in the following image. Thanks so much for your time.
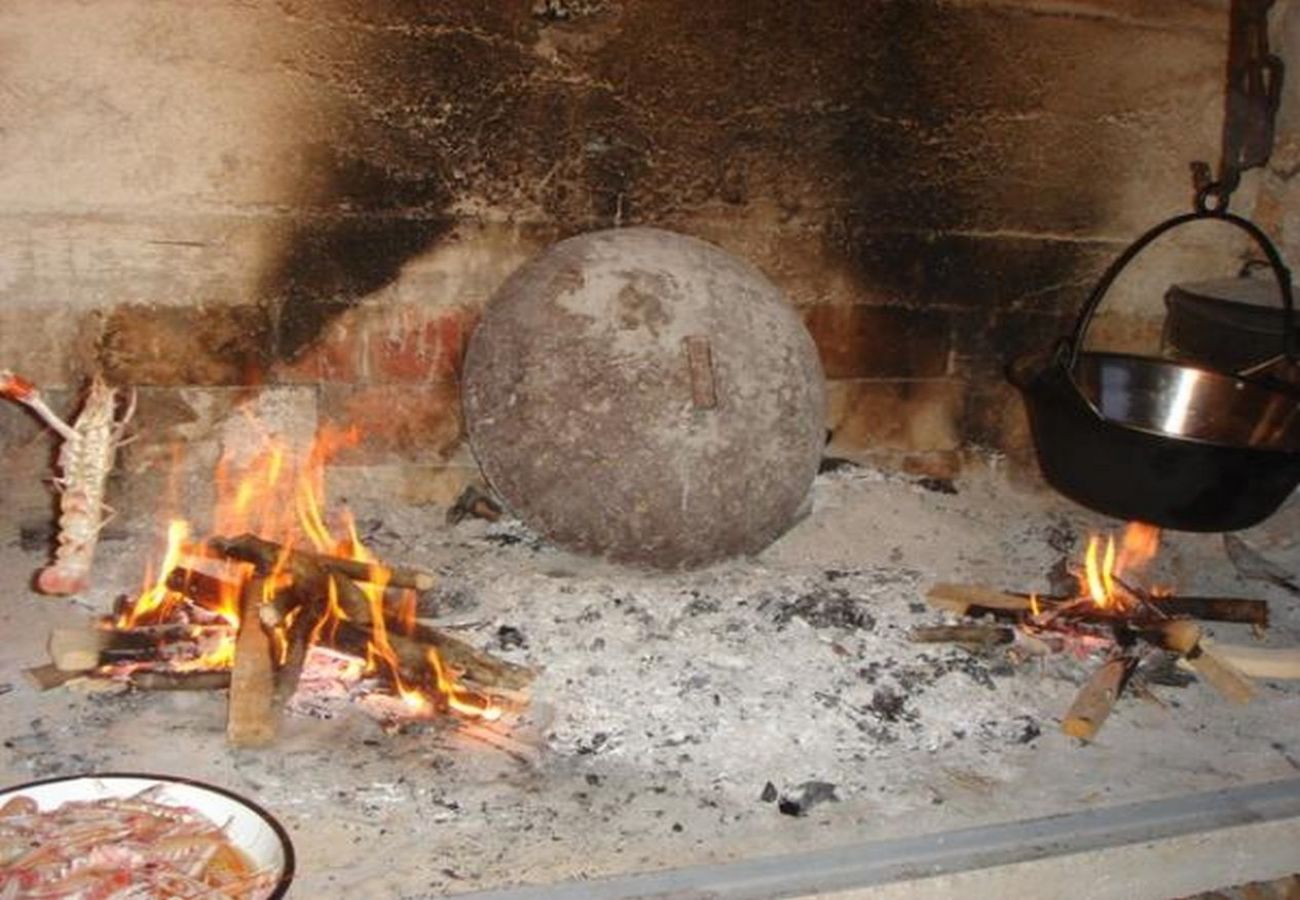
[3,462,1300,897]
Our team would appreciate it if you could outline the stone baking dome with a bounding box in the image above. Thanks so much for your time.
[462,227,826,570]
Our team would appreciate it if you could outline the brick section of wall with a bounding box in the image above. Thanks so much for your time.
[364,304,477,385]
[317,382,462,467]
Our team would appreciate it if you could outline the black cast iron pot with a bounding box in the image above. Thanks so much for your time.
[1010,200,1300,532]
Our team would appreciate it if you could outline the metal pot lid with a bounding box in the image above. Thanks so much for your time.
[1169,275,1292,308]
[1072,351,1300,454]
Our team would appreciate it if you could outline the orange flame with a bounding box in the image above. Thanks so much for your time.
[119,519,191,628]
[117,425,491,720]
[1079,523,1162,611]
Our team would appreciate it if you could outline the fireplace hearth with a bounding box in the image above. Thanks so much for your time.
[4,0,1300,895]
[4,463,1300,896]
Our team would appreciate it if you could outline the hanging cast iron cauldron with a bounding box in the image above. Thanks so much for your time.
[1010,195,1300,531]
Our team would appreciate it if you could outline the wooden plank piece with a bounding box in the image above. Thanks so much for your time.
[227,577,277,748]
[910,624,1015,646]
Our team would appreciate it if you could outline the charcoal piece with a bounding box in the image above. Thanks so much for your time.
[916,476,957,494]
[1140,654,1197,688]
[760,781,778,803]
[1044,516,1077,553]
[419,580,478,616]
[777,781,839,817]
[867,687,909,723]
[773,588,875,631]
[576,732,609,755]
[497,625,527,650]
[1046,556,1078,598]
[1010,715,1041,744]
[447,485,504,526]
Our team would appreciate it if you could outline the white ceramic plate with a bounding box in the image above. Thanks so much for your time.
[0,772,294,897]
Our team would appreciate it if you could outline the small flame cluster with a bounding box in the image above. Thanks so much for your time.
[113,427,496,721]
[1081,522,1162,611]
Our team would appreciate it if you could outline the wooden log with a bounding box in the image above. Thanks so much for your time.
[24,664,80,691]
[1062,656,1137,741]
[926,583,1033,616]
[402,621,534,691]
[909,624,1015,646]
[447,485,503,525]
[165,567,235,613]
[1156,597,1268,627]
[208,533,435,591]
[273,589,328,707]
[227,577,277,748]
[129,670,232,691]
[1153,621,1256,704]
[47,624,224,672]
[1202,642,1300,680]
[329,619,533,693]
[47,627,112,672]
[925,583,1269,626]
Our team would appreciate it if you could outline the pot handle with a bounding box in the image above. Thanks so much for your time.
[1065,187,1296,371]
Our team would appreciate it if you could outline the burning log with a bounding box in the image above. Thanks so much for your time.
[227,577,278,748]
[272,586,327,708]
[167,547,531,704]
[48,522,530,739]
[164,567,233,614]
[208,533,435,592]
[329,620,533,694]
[925,583,1269,627]
[447,484,503,525]
[1062,655,1138,741]
[46,625,219,672]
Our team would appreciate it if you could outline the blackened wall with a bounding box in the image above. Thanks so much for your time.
[0,0,1244,511]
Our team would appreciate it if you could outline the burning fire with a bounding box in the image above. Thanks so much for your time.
[114,426,498,721]
[1079,522,1162,611]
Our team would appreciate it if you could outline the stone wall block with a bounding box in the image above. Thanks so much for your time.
[99,304,272,386]
[804,305,951,379]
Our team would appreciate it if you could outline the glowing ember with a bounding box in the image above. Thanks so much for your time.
[113,428,498,722]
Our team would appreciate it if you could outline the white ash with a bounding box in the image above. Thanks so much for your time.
[3,462,1300,897]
